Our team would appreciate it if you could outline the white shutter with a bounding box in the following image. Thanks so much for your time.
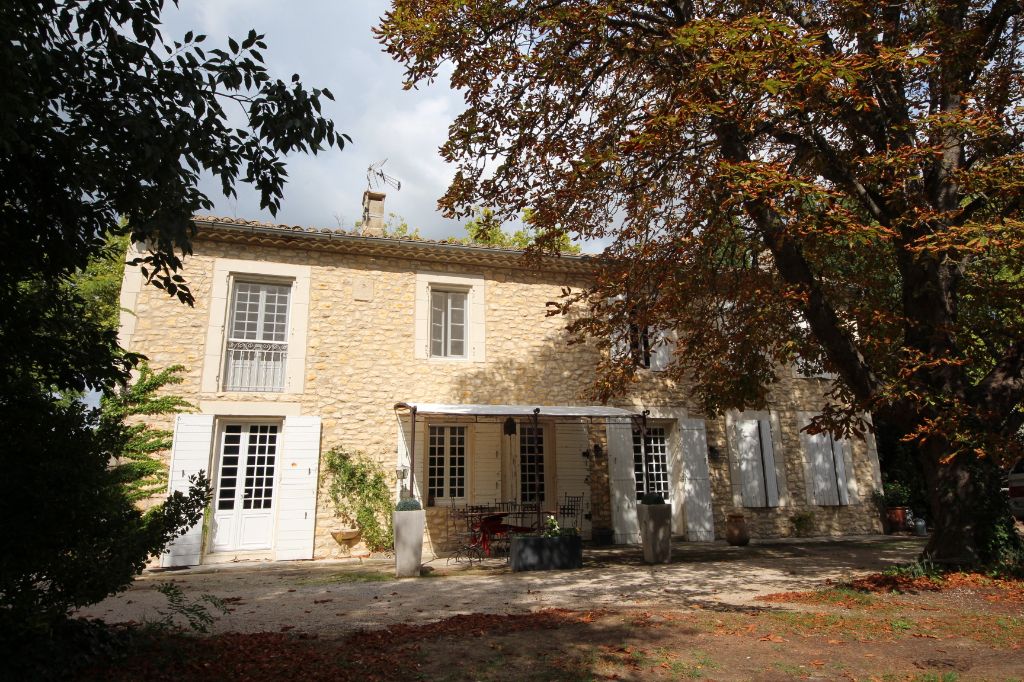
[607,420,640,544]
[679,419,715,541]
[802,429,839,505]
[161,414,214,568]
[834,437,857,504]
[758,418,781,507]
[648,329,676,372]
[274,416,321,561]
[734,420,767,507]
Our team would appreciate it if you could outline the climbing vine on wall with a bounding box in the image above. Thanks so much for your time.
[322,447,394,552]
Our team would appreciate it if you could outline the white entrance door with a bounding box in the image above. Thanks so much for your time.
[212,423,279,552]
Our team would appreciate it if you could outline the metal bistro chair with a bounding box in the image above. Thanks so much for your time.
[447,505,485,565]
[558,493,585,532]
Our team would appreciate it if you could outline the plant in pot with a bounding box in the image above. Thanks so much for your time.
[393,497,425,577]
[509,516,583,572]
[873,481,912,534]
[637,492,671,564]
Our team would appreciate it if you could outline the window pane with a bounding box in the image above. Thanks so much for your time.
[520,426,545,503]
[430,291,446,357]
[225,281,290,392]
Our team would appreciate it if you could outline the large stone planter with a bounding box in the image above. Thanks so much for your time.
[393,510,425,577]
[510,535,583,571]
[637,503,672,564]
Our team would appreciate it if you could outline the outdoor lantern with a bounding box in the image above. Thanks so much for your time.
[395,465,409,481]
[503,416,517,436]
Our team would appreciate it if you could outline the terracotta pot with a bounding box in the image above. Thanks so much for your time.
[726,514,750,546]
[885,507,909,534]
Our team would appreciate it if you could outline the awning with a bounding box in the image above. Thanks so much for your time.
[393,402,639,420]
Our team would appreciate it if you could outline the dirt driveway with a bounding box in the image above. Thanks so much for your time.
[82,535,925,635]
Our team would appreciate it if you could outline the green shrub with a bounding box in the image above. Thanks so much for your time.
[395,498,422,512]
[322,447,394,552]
[791,511,816,537]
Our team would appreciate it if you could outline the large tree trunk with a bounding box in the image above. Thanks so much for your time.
[917,436,1017,565]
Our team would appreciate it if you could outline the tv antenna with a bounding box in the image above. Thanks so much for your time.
[367,159,402,191]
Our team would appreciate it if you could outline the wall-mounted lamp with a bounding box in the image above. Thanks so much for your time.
[395,465,409,481]
[707,445,722,461]
[503,416,517,436]
[592,443,604,458]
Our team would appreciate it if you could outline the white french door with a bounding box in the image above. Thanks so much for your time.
[518,424,546,503]
[212,423,279,552]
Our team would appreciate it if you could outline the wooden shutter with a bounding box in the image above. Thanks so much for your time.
[679,419,715,541]
[161,414,214,568]
[834,437,857,505]
[757,419,781,507]
[800,428,839,505]
[733,419,767,507]
[607,420,640,543]
[648,329,676,372]
[274,416,321,561]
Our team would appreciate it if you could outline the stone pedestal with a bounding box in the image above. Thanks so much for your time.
[393,510,425,577]
[638,503,672,564]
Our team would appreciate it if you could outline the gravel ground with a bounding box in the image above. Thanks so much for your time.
[80,535,926,636]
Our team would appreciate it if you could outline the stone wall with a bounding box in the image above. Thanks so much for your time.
[122,233,883,560]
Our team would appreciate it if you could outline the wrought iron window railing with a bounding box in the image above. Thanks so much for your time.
[223,340,287,392]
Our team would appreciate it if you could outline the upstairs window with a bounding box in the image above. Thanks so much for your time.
[224,281,291,392]
[430,289,468,358]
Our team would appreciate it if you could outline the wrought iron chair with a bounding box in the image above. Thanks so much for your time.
[558,493,585,531]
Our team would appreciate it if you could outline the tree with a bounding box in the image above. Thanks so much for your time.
[460,207,582,253]
[379,1,1024,563]
[0,0,348,629]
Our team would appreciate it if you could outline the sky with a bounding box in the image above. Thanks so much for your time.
[160,1,470,240]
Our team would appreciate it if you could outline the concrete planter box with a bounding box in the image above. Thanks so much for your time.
[637,503,672,564]
[510,535,583,571]
[393,510,425,577]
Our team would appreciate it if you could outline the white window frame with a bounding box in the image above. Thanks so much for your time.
[429,288,469,358]
[223,280,292,392]
[201,259,311,395]
[426,423,470,503]
[414,272,485,362]
[611,321,675,372]
[725,410,788,508]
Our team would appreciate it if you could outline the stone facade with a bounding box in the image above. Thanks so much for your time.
[122,216,882,564]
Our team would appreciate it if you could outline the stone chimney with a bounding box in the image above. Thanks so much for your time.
[361,190,386,236]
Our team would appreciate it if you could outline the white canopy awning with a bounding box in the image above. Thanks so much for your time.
[394,402,638,420]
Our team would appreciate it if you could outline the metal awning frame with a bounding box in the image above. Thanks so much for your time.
[392,402,642,499]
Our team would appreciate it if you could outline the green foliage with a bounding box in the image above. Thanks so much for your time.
[395,497,422,512]
[0,390,211,630]
[458,207,582,254]
[874,481,914,508]
[101,363,194,501]
[382,213,423,240]
[790,511,816,537]
[322,447,394,552]
[149,583,227,634]
[641,492,666,505]
[542,516,561,538]
[70,232,131,334]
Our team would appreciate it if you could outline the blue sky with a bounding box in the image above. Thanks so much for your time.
[160,1,469,240]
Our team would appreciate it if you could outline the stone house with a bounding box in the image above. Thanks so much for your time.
[120,191,884,567]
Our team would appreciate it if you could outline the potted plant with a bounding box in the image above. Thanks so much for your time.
[637,493,671,564]
[874,481,912,533]
[393,497,425,577]
[510,517,583,571]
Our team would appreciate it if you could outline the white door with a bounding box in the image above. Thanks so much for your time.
[212,423,279,552]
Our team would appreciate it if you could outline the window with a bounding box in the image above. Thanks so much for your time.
[224,281,291,392]
[628,324,652,369]
[216,423,278,512]
[801,428,855,506]
[730,416,782,508]
[430,289,468,358]
[634,425,670,500]
[414,272,485,362]
[427,425,467,501]
[613,323,674,371]
[520,425,545,503]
